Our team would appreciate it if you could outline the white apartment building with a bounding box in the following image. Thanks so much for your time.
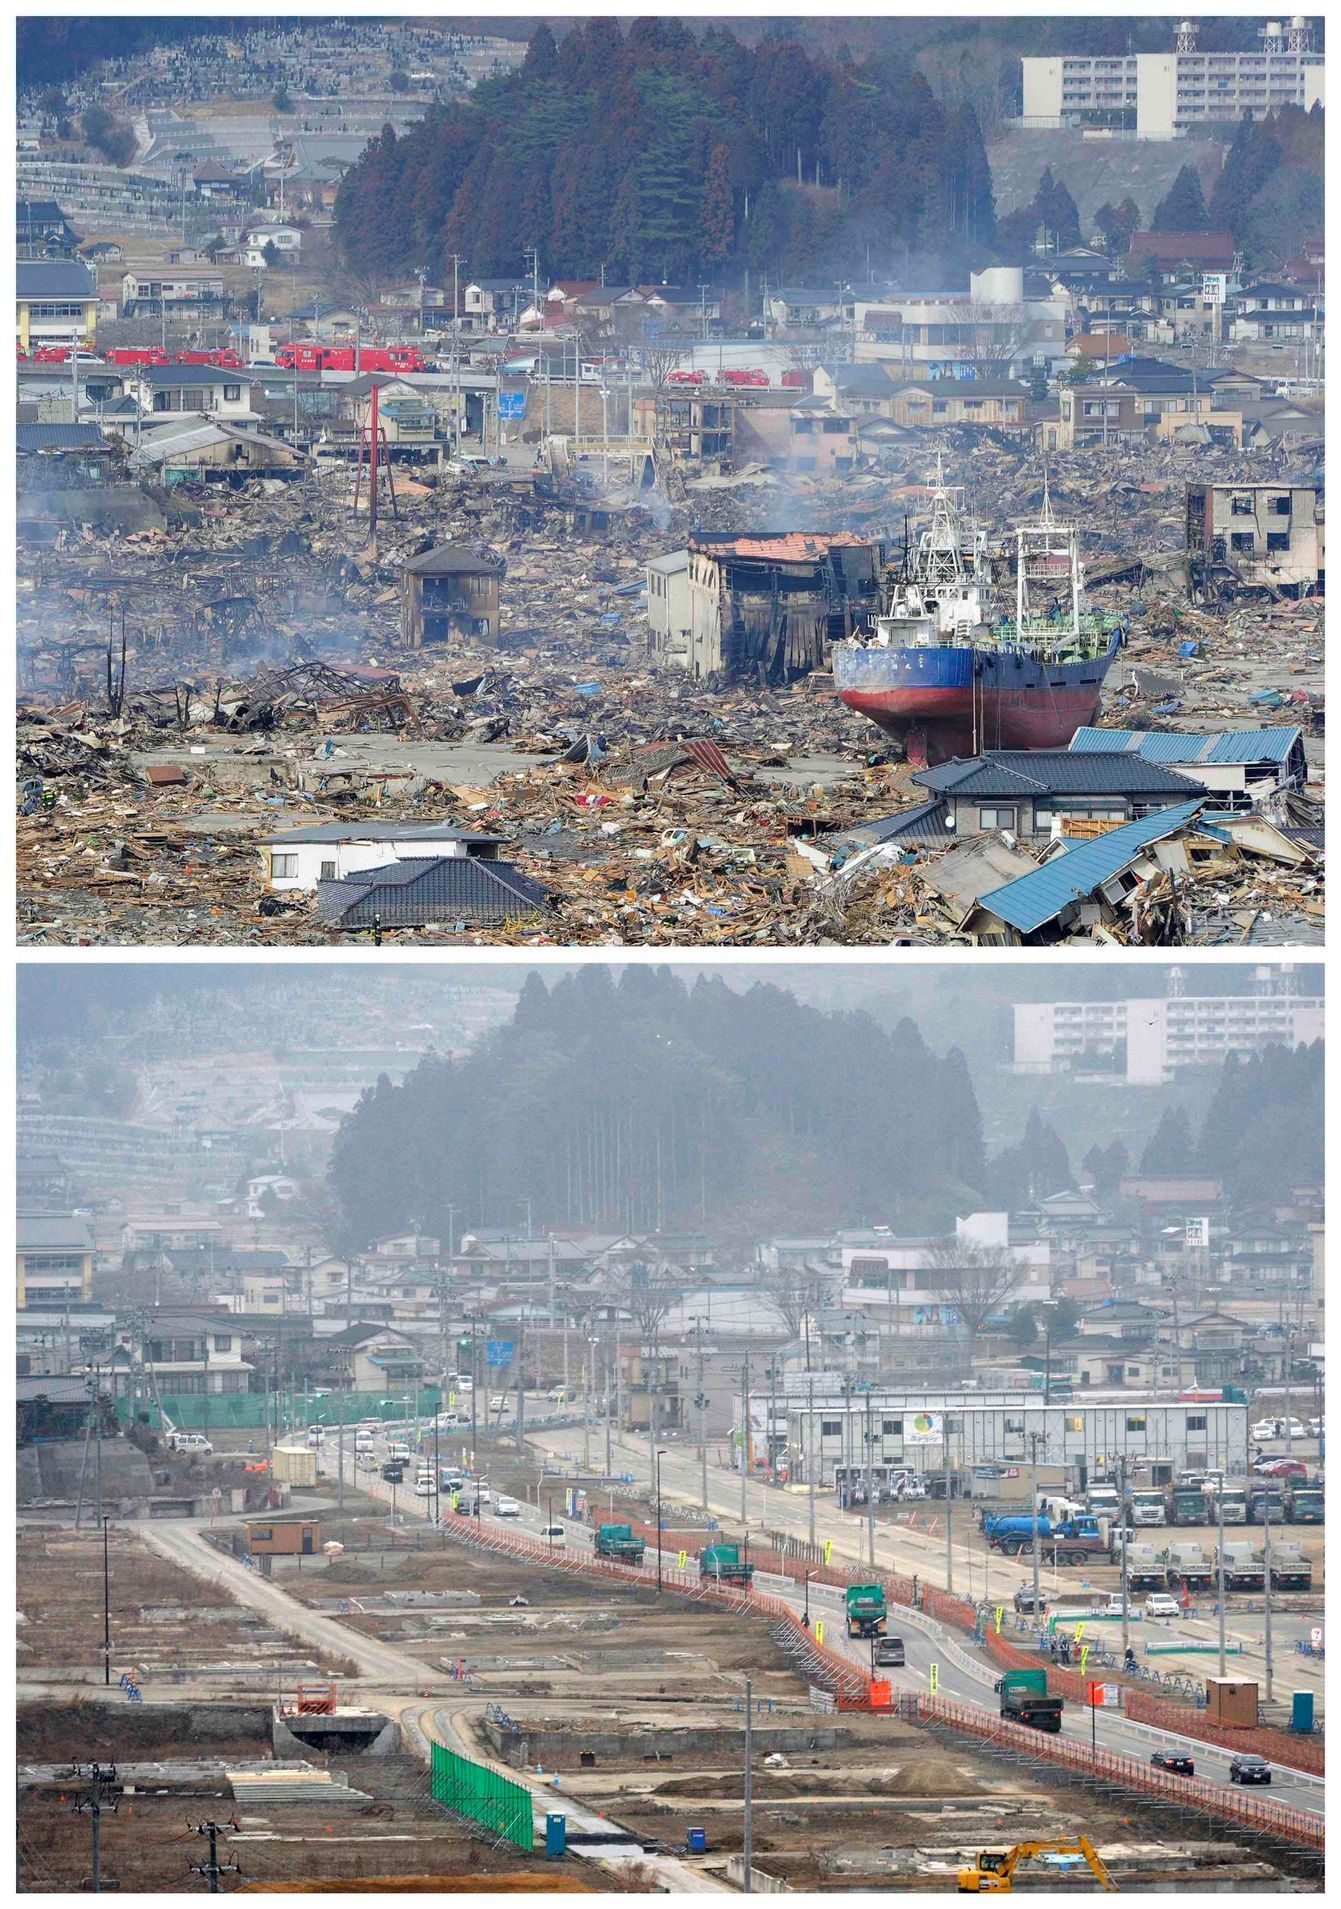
[1014,967,1323,1083]
[1022,19,1323,140]
[841,1213,1051,1323]
[854,267,1067,379]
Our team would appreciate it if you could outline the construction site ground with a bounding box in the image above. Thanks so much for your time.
[17,441,1323,947]
[16,1524,355,1680]
[16,1714,588,1893]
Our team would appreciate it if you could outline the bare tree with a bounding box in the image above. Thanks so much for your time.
[612,1258,682,1341]
[640,339,687,399]
[946,299,1033,374]
[759,1261,833,1341]
[925,1237,1026,1373]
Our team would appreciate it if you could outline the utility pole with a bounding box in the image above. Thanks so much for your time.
[865,1388,876,1569]
[807,1374,816,1548]
[188,1819,240,1892]
[742,1676,754,1892]
[944,1415,954,1594]
[1262,1485,1275,1704]
[1029,1429,1042,1616]
[695,1319,708,1513]
[1284,1327,1294,1464]
[1119,1455,1130,1666]
[102,1516,111,1686]
[70,1762,118,1892]
[604,1327,614,1480]
[739,1352,750,1528]
[1216,1481,1227,1678]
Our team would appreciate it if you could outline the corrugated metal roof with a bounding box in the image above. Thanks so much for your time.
[687,532,869,562]
[18,1214,95,1251]
[975,800,1204,933]
[263,822,501,846]
[1070,726,1302,766]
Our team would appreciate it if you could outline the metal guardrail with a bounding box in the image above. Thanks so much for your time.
[429,1512,1323,1846]
[916,1697,1323,1854]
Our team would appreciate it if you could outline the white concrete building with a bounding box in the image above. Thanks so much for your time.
[1023,19,1324,140]
[644,550,691,665]
[1014,966,1323,1083]
[840,1215,1051,1324]
[854,268,1067,379]
[260,822,506,893]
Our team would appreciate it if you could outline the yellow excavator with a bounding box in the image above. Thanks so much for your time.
[958,1837,1119,1893]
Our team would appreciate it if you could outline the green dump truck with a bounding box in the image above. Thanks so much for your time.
[995,1668,1064,1734]
[595,1523,645,1565]
[845,1583,888,1638]
[700,1542,754,1586]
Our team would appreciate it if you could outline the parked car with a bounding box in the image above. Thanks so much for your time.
[873,1635,906,1667]
[1229,1754,1272,1785]
[1251,1420,1279,1442]
[495,1496,521,1517]
[488,1396,507,1412]
[547,1386,573,1402]
[1256,1458,1308,1479]
[166,1432,213,1455]
[1013,1587,1050,1615]
[1151,1750,1195,1776]
[1144,1593,1181,1619]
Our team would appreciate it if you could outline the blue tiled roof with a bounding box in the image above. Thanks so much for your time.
[1069,726,1303,766]
[975,800,1205,933]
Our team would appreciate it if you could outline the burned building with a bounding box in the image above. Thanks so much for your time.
[682,532,882,682]
[400,542,502,647]
[1186,482,1323,596]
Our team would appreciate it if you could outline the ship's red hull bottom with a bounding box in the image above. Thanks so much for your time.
[839,684,1106,767]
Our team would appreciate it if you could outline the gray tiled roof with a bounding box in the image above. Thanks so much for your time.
[916,752,1202,799]
[16,258,96,300]
[319,856,550,928]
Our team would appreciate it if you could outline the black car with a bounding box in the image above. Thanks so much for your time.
[1151,1750,1195,1776]
[381,1461,405,1483]
[873,1635,906,1668]
[1229,1754,1271,1785]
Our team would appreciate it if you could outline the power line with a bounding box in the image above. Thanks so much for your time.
[69,1760,119,1892]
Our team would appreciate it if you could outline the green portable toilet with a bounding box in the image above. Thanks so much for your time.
[1291,1690,1314,1733]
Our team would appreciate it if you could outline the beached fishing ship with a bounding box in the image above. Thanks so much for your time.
[833,469,1122,765]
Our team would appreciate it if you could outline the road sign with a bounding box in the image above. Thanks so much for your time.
[994,1606,1004,1634]
[823,1540,832,1565]
[929,1662,939,1694]
[1080,1644,1090,1675]
[677,1550,687,1569]
[497,391,526,418]
[815,1620,824,1646]
[486,1340,514,1368]
[1311,1625,1323,1647]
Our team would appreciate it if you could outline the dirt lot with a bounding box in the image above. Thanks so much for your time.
[16,1743,595,1893]
[17,1527,350,1678]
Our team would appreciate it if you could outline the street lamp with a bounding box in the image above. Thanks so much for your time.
[655,1447,668,1595]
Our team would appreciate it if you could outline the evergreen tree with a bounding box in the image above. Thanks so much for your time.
[699,142,735,264]
[1152,163,1209,232]
[1208,115,1282,237]
[1140,1105,1194,1175]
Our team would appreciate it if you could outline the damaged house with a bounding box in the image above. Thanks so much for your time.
[400,542,502,647]
[1186,482,1323,595]
[681,532,882,682]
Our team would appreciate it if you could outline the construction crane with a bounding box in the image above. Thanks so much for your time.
[958,1837,1119,1893]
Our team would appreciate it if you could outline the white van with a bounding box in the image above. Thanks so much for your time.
[167,1431,213,1455]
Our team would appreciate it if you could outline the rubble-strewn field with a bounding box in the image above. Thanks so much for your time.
[17,442,1323,946]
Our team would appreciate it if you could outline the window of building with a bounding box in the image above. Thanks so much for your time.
[252,1527,273,1542]
[1126,1414,1147,1432]
[223,383,241,401]
[1230,493,1254,514]
[882,1418,901,1435]
[980,806,1017,830]
[1004,1416,1025,1435]
[1066,1414,1084,1433]
[1230,531,1255,552]
[1187,1414,1207,1431]
[320,860,336,880]
[270,853,299,879]
[213,1334,232,1352]
[821,1418,842,1437]
[1265,531,1290,553]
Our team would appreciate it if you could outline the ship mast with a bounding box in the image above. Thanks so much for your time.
[1015,462,1083,641]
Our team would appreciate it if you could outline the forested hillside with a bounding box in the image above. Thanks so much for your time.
[332,20,996,287]
[327,968,988,1251]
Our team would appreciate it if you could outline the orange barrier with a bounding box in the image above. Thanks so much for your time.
[1123,1688,1325,1776]
[916,1696,1323,1852]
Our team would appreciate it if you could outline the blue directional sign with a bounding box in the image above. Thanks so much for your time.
[486,1339,515,1368]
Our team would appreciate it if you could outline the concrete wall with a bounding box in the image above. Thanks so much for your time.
[484,1719,851,1766]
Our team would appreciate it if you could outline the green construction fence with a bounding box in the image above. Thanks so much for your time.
[114,1387,446,1432]
[430,1740,535,1850]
